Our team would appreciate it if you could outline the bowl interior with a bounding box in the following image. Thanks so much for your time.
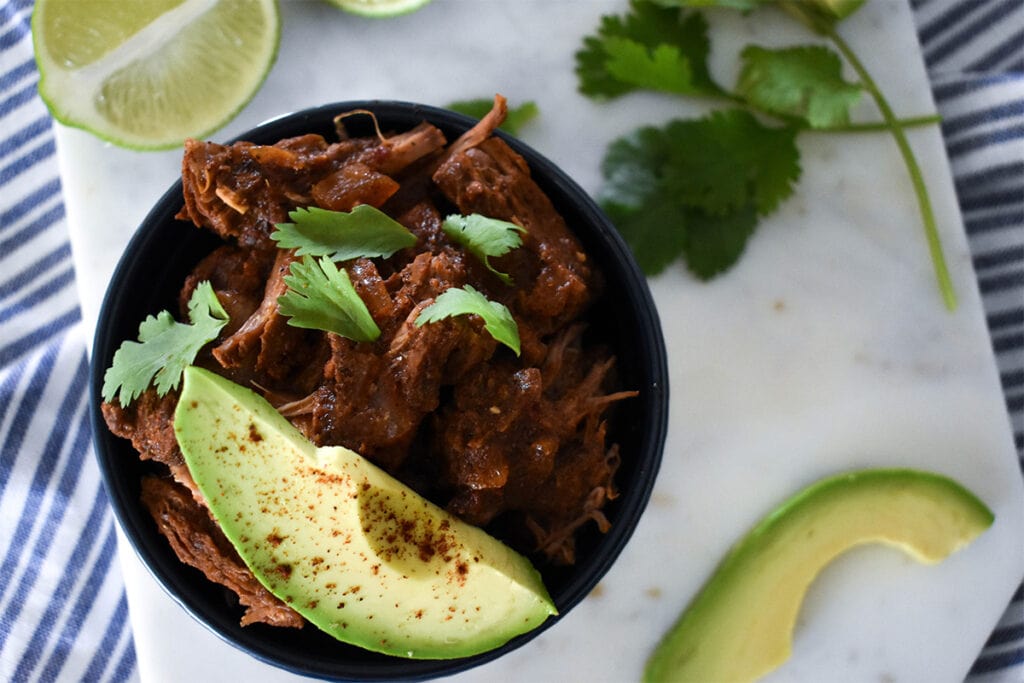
[90,101,668,681]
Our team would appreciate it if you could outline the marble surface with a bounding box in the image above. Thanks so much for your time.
[58,1,1024,681]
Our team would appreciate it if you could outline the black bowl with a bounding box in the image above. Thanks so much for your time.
[90,101,668,680]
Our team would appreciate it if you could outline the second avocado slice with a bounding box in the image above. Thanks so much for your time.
[173,366,557,659]
[644,468,994,682]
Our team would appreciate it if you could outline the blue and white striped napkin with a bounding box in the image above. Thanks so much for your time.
[1,0,1020,680]
[1,0,137,680]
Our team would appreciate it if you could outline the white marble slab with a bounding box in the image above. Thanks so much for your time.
[58,1,1024,681]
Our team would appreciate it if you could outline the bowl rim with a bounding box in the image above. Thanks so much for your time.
[89,99,669,681]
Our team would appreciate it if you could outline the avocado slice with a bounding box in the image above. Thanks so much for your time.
[173,366,557,659]
[644,468,994,682]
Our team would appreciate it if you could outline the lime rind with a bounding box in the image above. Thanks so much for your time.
[33,0,281,150]
[323,0,432,18]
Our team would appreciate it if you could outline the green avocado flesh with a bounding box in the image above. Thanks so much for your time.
[173,366,557,659]
[644,468,994,683]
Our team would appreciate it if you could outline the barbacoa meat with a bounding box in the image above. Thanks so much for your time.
[104,96,635,628]
[141,476,303,628]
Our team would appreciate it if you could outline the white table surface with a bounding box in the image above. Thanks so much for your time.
[56,1,1024,681]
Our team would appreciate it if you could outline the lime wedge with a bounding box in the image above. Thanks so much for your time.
[32,0,280,150]
[324,0,433,18]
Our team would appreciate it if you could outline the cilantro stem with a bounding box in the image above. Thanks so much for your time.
[813,114,942,133]
[720,91,939,132]
[823,25,957,311]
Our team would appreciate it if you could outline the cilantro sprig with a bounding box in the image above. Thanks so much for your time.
[578,0,956,309]
[104,205,528,409]
[272,205,525,350]
[578,6,720,100]
[102,281,229,407]
[442,213,526,285]
[736,45,862,129]
[603,109,799,278]
[278,255,381,342]
[271,205,416,261]
[416,285,521,356]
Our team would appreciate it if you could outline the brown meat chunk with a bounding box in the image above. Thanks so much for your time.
[436,326,634,564]
[178,135,366,249]
[179,244,275,338]
[305,254,496,471]
[343,120,449,177]
[177,123,446,250]
[311,162,400,211]
[432,137,597,335]
[140,476,304,628]
[101,390,201,503]
[210,249,328,395]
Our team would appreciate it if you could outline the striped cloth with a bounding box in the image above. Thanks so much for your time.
[0,0,1020,680]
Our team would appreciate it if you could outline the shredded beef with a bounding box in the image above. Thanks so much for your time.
[140,476,304,628]
[303,252,496,471]
[432,137,595,341]
[103,96,634,629]
[435,325,634,564]
[177,122,447,250]
[101,389,202,503]
[210,248,329,394]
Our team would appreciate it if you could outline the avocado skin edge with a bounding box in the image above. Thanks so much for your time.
[643,468,994,682]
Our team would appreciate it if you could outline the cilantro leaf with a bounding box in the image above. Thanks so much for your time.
[278,256,380,342]
[600,126,688,274]
[655,1,865,38]
[663,110,801,216]
[604,196,757,280]
[576,1,721,99]
[442,214,525,285]
[271,205,416,261]
[604,197,689,276]
[737,45,862,128]
[577,24,639,99]
[604,111,801,218]
[446,99,540,136]
[102,281,229,407]
[602,36,696,95]
[600,111,799,278]
[601,124,669,210]
[416,285,520,356]
[680,203,758,279]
